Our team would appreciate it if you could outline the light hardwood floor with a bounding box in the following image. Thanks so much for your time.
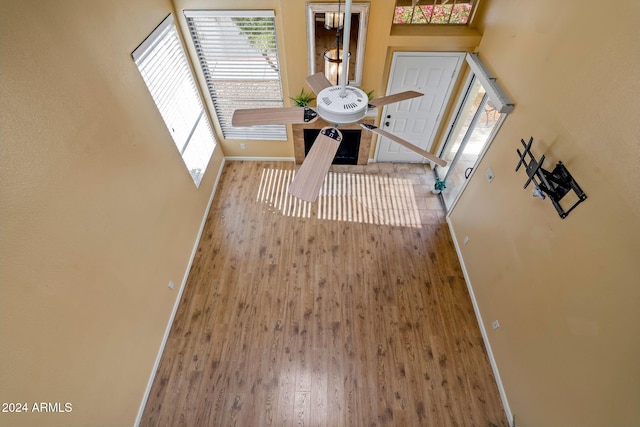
[140,161,507,427]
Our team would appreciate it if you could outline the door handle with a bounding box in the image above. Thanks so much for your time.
[385,122,390,127]
[465,167,473,179]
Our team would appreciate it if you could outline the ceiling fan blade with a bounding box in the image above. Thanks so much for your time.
[232,107,318,126]
[368,90,424,108]
[288,127,342,203]
[361,124,447,167]
[305,72,333,95]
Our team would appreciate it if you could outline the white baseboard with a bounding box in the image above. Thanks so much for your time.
[445,216,512,426]
[134,158,226,427]
[224,156,294,162]
[224,156,381,165]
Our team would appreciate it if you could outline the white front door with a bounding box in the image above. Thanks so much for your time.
[376,52,464,163]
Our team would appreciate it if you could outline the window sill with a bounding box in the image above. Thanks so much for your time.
[390,24,481,38]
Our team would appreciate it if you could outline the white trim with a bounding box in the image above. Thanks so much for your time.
[434,71,475,158]
[223,156,294,162]
[306,2,369,87]
[466,53,514,113]
[223,156,377,164]
[134,158,226,427]
[184,9,274,18]
[444,113,507,213]
[445,215,513,426]
[131,14,174,63]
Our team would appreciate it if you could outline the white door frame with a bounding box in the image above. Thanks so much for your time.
[374,51,465,162]
[435,58,513,214]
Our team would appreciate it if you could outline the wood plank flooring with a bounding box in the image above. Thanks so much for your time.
[140,161,507,427]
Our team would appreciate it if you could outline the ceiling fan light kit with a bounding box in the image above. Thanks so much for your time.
[316,85,369,124]
[230,0,448,203]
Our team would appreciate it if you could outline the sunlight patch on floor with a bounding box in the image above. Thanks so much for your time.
[257,167,422,227]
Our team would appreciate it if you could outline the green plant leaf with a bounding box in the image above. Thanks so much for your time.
[289,88,315,107]
[366,90,375,101]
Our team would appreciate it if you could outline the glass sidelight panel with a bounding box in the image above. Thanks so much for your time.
[435,76,504,210]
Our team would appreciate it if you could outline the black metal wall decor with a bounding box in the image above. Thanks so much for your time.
[516,137,587,219]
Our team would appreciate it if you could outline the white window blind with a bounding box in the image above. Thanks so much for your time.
[184,10,287,140]
[132,14,216,187]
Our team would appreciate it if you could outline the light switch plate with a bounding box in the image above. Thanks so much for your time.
[486,168,495,183]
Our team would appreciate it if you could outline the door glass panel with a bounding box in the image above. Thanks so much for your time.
[435,78,503,210]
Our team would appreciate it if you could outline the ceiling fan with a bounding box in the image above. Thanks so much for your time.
[231,0,447,203]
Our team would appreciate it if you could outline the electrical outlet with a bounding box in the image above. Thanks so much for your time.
[168,281,174,290]
[492,320,500,330]
[463,235,469,245]
[240,143,246,150]
[485,168,495,183]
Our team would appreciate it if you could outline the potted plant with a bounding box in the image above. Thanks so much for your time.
[289,89,315,107]
[433,177,446,194]
[366,89,375,101]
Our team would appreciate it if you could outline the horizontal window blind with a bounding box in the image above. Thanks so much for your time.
[132,14,216,187]
[185,10,287,140]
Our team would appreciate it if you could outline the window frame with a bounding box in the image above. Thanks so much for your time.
[433,53,514,212]
[132,14,217,187]
[392,0,478,25]
[184,10,287,141]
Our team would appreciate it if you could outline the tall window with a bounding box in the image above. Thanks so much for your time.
[393,0,476,25]
[185,10,286,140]
[435,53,513,211]
[132,14,216,187]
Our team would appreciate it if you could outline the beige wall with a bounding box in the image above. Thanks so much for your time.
[0,1,483,425]
[448,0,640,426]
[0,2,485,425]
[9,1,633,425]
[0,0,224,425]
